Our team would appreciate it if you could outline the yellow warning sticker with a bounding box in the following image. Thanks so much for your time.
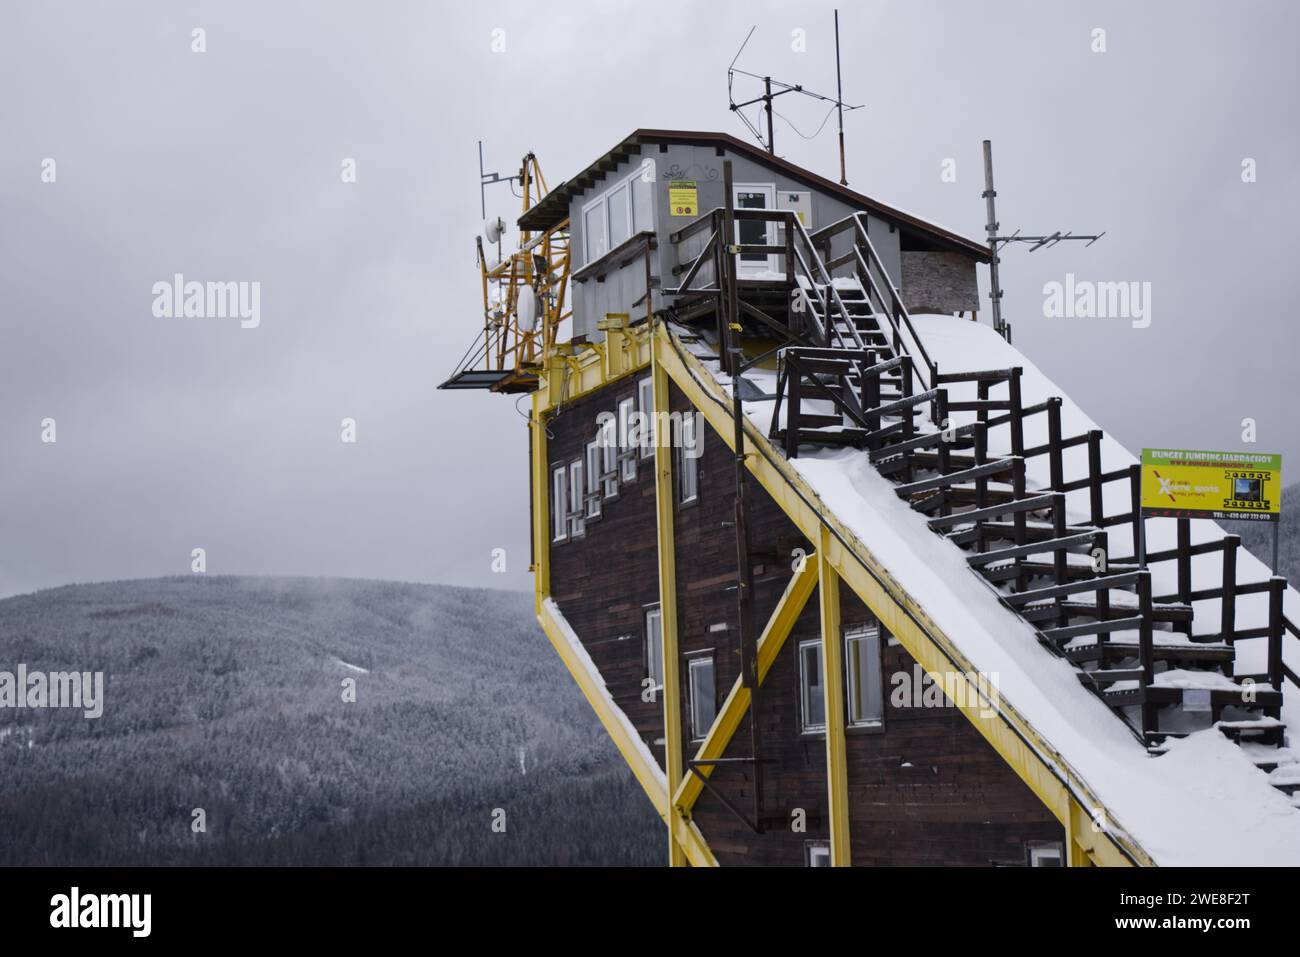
[669,180,698,217]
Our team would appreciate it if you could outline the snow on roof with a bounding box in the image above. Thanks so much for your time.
[680,314,1300,865]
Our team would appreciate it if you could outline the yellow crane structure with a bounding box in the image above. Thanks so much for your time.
[441,152,570,393]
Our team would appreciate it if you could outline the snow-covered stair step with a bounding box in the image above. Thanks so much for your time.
[1239,743,1297,772]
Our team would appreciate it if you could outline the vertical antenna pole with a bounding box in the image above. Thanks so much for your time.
[835,9,847,185]
[982,140,1006,339]
[478,140,486,220]
[764,76,775,153]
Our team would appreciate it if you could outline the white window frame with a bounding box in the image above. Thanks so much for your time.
[585,438,603,520]
[805,840,831,867]
[798,638,826,734]
[581,165,657,265]
[687,652,716,742]
[677,409,700,505]
[845,626,883,728]
[637,375,655,459]
[644,604,663,693]
[1027,842,1063,867]
[551,465,568,543]
[617,396,637,482]
[732,183,779,277]
[600,414,619,499]
[567,459,585,539]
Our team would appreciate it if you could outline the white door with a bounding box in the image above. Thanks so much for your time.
[733,183,779,278]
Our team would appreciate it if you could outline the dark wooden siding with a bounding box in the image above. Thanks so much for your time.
[547,372,1063,865]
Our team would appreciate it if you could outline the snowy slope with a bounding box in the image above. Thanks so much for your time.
[678,316,1300,865]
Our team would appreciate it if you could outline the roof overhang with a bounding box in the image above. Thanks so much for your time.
[517,129,991,262]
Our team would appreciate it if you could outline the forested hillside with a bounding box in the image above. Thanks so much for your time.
[0,576,660,866]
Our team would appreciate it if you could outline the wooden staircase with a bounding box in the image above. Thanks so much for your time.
[758,213,1297,801]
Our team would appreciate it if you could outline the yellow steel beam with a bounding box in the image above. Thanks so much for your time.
[818,526,852,866]
[654,324,1151,868]
[535,596,717,867]
[530,394,550,611]
[674,553,819,814]
[650,352,687,867]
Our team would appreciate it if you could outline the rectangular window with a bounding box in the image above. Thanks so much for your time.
[567,459,585,539]
[1027,842,1063,868]
[845,626,883,727]
[805,841,831,867]
[585,439,602,520]
[637,375,655,459]
[583,201,607,263]
[551,466,568,543]
[607,182,631,249]
[581,166,655,265]
[618,397,637,482]
[644,605,663,692]
[678,410,699,504]
[687,654,716,741]
[601,414,619,498]
[632,166,655,233]
[798,639,825,733]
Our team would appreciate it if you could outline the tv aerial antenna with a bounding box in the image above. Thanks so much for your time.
[981,139,1106,340]
[477,140,526,262]
[727,11,863,185]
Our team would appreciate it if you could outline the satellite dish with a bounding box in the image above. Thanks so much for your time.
[485,216,506,244]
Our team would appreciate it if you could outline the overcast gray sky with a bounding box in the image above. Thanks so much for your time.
[1,0,1296,599]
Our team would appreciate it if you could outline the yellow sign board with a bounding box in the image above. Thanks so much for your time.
[668,180,697,217]
[1140,448,1282,522]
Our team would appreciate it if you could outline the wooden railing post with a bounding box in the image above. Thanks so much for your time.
[786,356,802,460]
[1086,430,1105,528]
[1221,535,1239,654]
[1128,464,1143,563]
[1175,518,1192,636]
[1268,577,1285,698]
[1047,397,1064,492]
[1052,492,1069,626]
[1008,368,1025,459]
[1137,570,1157,740]
[1012,458,1028,593]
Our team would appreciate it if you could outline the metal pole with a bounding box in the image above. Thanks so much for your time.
[764,76,775,154]
[1273,521,1280,575]
[723,159,764,828]
[834,9,847,185]
[982,140,1005,339]
[478,140,486,219]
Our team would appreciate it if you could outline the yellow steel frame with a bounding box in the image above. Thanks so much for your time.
[527,318,1151,866]
[673,555,818,814]
[651,323,1152,868]
[818,526,851,866]
[650,352,687,867]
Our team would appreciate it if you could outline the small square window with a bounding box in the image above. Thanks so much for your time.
[1027,842,1063,867]
[644,605,663,692]
[805,840,831,867]
[600,415,619,498]
[687,654,716,741]
[551,466,568,543]
[678,410,700,504]
[585,439,603,520]
[798,639,825,733]
[567,459,585,539]
[637,376,655,459]
[845,627,883,727]
[618,397,638,482]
